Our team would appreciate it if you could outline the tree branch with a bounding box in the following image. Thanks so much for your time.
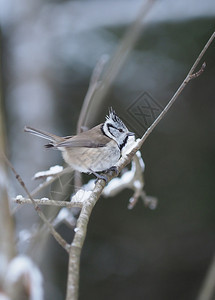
[75,55,109,190]
[81,0,156,129]
[13,197,83,208]
[197,255,215,300]
[30,166,72,197]
[66,180,106,300]
[3,154,70,253]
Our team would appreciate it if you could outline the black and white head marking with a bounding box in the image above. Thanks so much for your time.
[102,108,134,150]
[106,108,126,127]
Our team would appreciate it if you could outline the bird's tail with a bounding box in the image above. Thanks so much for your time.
[24,126,63,147]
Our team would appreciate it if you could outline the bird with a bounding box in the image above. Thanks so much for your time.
[24,108,134,181]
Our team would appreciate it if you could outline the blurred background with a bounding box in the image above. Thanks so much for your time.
[1,0,215,299]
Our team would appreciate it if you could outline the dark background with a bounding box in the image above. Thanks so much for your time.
[1,1,215,299]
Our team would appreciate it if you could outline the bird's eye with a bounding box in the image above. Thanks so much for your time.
[119,129,123,133]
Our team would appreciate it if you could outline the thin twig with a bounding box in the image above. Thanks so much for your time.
[189,32,215,75]
[129,33,214,155]
[128,62,205,154]
[13,197,83,208]
[190,62,206,79]
[81,0,156,129]
[30,166,72,197]
[3,154,70,253]
[75,55,109,189]
[77,55,109,134]
[65,31,215,300]
[197,255,215,300]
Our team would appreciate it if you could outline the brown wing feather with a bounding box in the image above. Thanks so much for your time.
[56,124,110,148]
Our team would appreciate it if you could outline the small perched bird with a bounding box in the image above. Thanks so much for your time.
[24,109,134,180]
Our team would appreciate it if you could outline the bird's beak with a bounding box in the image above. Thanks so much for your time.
[127,131,135,136]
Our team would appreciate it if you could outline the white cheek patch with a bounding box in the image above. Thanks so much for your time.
[102,123,114,139]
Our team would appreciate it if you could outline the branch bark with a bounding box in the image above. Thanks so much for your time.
[13,197,83,208]
[66,181,106,300]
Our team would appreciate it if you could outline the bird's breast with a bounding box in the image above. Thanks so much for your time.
[61,140,120,173]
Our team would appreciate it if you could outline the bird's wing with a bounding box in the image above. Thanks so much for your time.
[57,124,110,148]
[57,139,106,148]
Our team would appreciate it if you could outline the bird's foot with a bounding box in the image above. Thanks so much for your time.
[105,166,119,176]
[89,169,108,184]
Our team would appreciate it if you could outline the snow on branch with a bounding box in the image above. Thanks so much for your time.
[33,165,63,180]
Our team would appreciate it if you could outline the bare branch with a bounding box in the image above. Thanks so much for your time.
[77,55,109,134]
[75,55,109,189]
[30,166,72,197]
[189,62,206,79]
[81,0,156,129]
[66,180,106,300]
[197,255,215,300]
[118,37,214,165]
[13,188,92,209]
[188,32,215,76]
[3,154,70,253]
[13,197,83,208]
